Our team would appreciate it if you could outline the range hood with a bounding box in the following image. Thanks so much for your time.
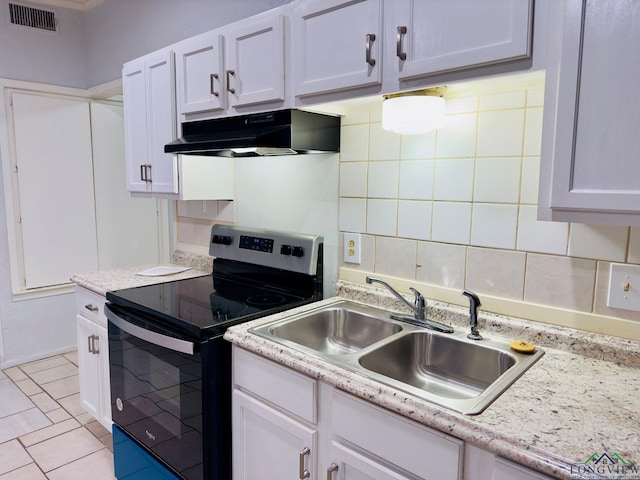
[165,109,340,157]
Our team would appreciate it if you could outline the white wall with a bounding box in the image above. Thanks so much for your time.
[85,0,293,87]
[0,0,87,88]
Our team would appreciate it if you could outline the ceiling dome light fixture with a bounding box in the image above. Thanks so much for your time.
[382,87,446,135]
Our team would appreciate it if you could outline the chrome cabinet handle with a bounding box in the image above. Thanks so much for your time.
[299,447,310,479]
[85,304,99,312]
[87,335,93,354]
[210,73,219,96]
[327,463,338,480]
[396,26,407,60]
[365,33,376,66]
[145,165,152,182]
[92,335,100,355]
[140,164,145,182]
[226,70,235,94]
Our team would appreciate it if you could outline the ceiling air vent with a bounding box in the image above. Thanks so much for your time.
[9,2,57,32]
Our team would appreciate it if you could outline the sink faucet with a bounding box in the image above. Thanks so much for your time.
[462,290,482,340]
[365,277,453,333]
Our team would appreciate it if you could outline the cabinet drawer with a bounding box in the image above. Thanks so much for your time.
[76,287,106,326]
[332,391,463,479]
[233,347,317,423]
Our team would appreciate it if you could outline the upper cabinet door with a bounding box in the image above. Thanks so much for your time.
[540,0,640,224]
[293,0,383,97]
[392,0,533,80]
[174,33,225,116]
[122,61,149,193]
[145,51,178,195]
[225,14,286,108]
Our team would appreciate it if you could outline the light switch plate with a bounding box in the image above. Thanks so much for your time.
[607,263,640,311]
[343,233,361,264]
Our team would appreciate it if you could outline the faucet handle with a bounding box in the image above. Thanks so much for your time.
[409,287,426,319]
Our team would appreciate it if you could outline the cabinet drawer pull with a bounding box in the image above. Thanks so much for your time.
[396,25,407,60]
[326,463,338,480]
[365,33,376,66]
[139,164,146,182]
[85,304,99,312]
[87,335,93,354]
[92,335,100,355]
[299,447,310,479]
[145,165,152,183]
[226,70,236,94]
[210,73,219,96]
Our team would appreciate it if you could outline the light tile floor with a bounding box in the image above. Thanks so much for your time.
[0,352,115,479]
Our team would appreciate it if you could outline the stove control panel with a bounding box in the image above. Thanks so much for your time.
[209,225,322,275]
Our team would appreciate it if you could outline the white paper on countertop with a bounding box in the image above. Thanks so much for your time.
[136,266,191,276]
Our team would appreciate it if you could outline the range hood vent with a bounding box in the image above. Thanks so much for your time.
[165,109,340,157]
[9,2,57,32]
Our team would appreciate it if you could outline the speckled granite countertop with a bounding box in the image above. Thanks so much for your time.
[224,280,640,479]
[70,251,212,296]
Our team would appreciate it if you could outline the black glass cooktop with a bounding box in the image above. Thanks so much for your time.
[106,274,309,338]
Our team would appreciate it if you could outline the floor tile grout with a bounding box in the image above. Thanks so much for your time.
[0,351,114,480]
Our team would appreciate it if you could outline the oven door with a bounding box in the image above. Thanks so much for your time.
[106,303,206,480]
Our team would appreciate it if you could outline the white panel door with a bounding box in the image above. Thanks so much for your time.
[90,102,161,269]
[329,442,412,480]
[12,93,98,289]
[174,33,225,115]
[225,13,286,108]
[293,0,382,96]
[393,0,533,80]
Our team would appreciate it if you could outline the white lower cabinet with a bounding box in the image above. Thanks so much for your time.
[232,347,555,480]
[232,347,462,480]
[76,287,111,430]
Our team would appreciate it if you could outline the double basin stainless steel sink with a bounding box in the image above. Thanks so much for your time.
[250,299,544,415]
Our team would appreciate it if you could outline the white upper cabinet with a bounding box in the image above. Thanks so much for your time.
[123,51,234,200]
[539,0,640,225]
[293,0,383,97]
[174,33,225,115]
[174,13,286,121]
[390,0,533,82]
[122,51,177,195]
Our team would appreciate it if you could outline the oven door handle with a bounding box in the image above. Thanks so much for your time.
[105,305,195,355]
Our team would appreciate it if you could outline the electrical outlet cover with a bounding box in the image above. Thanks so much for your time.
[343,233,361,264]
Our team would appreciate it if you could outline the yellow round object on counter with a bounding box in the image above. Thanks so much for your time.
[509,340,536,354]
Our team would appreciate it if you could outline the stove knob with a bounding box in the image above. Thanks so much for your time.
[292,246,304,257]
[212,235,221,244]
[280,244,292,255]
[221,235,232,245]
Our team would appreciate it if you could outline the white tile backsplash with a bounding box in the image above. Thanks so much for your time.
[340,162,368,197]
[433,159,475,201]
[400,131,437,160]
[369,122,401,161]
[340,124,369,161]
[444,96,478,114]
[339,198,367,233]
[473,157,521,203]
[399,160,434,200]
[517,205,568,255]
[568,224,629,262]
[366,199,397,236]
[435,113,478,158]
[416,241,466,289]
[629,228,640,264]
[374,236,417,280]
[520,157,541,204]
[524,254,596,312]
[367,161,399,198]
[479,91,526,110]
[470,203,518,249]
[476,109,525,157]
[397,200,431,240]
[466,247,526,300]
[524,107,544,156]
[431,202,472,244]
